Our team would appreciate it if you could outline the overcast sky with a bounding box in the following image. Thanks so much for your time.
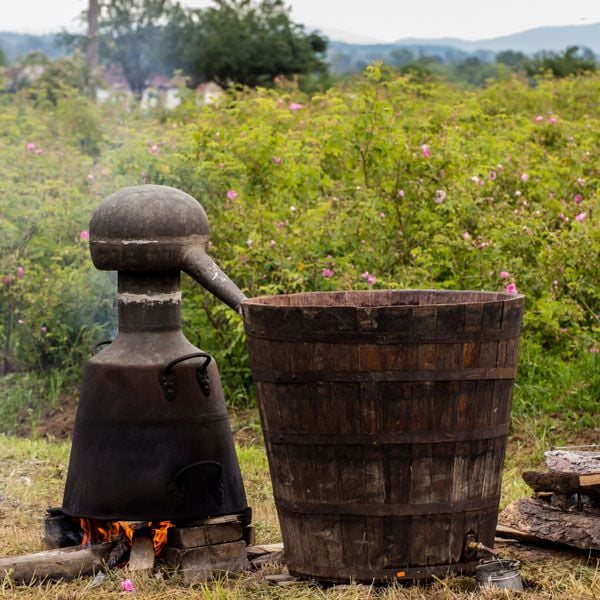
[4,0,600,42]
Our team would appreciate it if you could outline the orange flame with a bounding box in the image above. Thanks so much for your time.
[150,520,172,555]
[79,518,173,556]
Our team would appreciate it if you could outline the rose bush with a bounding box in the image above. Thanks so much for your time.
[1,64,598,428]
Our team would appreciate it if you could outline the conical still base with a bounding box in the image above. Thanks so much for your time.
[63,359,248,521]
[62,272,248,521]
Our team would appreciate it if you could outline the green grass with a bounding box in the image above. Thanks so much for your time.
[0,371,74,436]
[512,341,600,432]
[0,423,599,599]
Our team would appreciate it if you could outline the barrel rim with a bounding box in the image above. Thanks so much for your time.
[241,289,525,309]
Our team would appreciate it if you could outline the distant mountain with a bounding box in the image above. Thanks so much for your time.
[327,41,495,74]
[325,21,600,74]
[0,32,66,62]
[396,22,600,54]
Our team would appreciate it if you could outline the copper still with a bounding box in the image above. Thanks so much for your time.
[62,185,248,522]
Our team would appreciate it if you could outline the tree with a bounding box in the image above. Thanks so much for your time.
[453,56,499,87]
[526,46,597,78]
[390,48,414,69]
[87,0,100,75]
[496,50,529,72]
[98,0,174,96]
[166,0,328,88]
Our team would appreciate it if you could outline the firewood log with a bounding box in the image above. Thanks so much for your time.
[498,498,600,551]
[523,470,600,497]
[0,542,113,583]
[545,449,600,474]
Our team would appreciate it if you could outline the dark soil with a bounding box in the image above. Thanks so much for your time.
[36,394,79,440]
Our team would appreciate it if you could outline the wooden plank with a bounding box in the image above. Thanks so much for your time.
[581,473,600,487]
[359,382,381,434]
[464,303,484,332]
[382,517,411,566]
[0,542,113,583]
[436,304,465,333]
[523,470,600,495]
[436,343,462,370]
[128,536,154,573]
[482,301,502,330]
[475,380,494,430]
[462,342,480,369]
[315,444,339,504]
[409,443,433,504]
[416,343,437,369]
[496,524,544,545]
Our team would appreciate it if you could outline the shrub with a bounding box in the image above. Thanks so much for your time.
[1,65,598,424]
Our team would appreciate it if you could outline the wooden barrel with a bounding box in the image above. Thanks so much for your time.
[241,290,524,582]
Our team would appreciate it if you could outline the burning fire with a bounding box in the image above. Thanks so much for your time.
[80,518,173,555]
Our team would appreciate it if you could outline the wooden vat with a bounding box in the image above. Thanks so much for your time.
[241,290,525,582]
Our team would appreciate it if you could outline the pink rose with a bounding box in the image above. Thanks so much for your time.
[322,268,333,278]
[361,271,376,285]
[499,271,510,279]
[227,190,238,201]
[504,283,518,294]
[289,102,303,111]
[434,190,446,204]
[120,579,136,592]
[79,230,90,241]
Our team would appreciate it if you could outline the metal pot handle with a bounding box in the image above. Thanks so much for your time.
[92,339,113,355]
[166,460,223,508]
[159,352,212,401]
